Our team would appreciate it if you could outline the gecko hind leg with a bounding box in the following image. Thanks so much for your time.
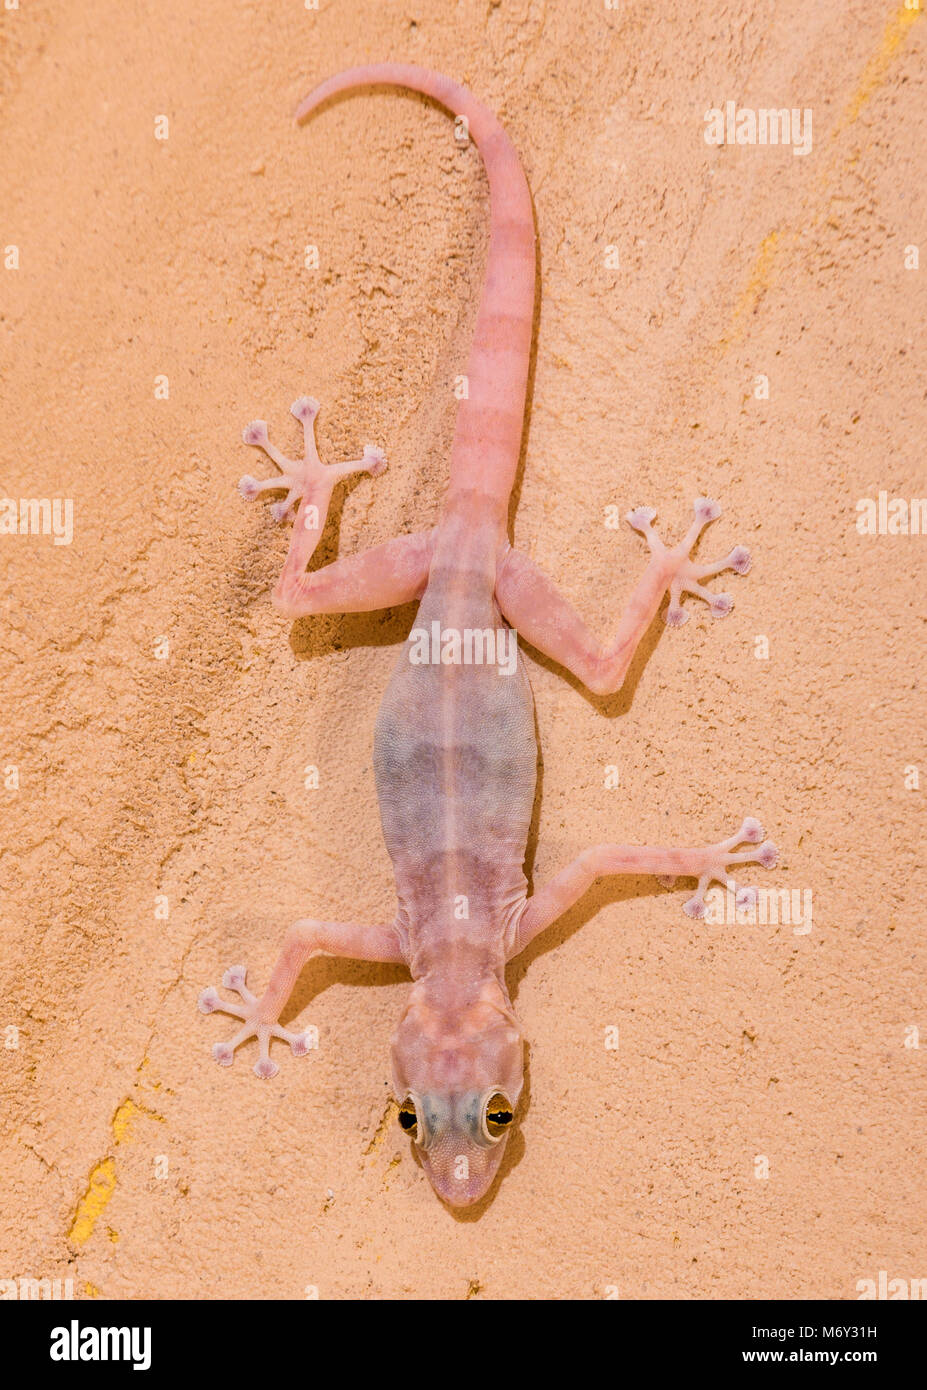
[628,498,751,628]
[509,817,779,957]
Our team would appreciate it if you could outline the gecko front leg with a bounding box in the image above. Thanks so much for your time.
[508,818,779,958]
[495,497,751,695]
[238,392,435,617]
[198,918,405,1077]
[239,394,387,600]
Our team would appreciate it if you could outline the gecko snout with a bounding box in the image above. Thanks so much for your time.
[391,976,524,1204]
[398,1088,517,1207]
[392,1045,521,1206]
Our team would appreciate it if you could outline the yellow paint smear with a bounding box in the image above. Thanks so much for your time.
[836,3,921,134]
[112,1097,141,1144]
[67,1072,164,1249]
[364,1098,399,1156]
[720,3,921,349]
[67,1158,116,1246]
[726,230,783,339]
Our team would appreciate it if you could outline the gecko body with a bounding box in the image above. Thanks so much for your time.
[200,65,777,1208]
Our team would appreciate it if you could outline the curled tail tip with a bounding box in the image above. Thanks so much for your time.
[295,64,453,125]
[294,79,339,125]
[296,65,399,124]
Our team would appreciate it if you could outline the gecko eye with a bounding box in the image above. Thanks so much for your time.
[398,1099,418,1140]
[484,1093,514,1139]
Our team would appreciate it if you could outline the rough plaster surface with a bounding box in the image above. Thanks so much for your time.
[1,1,924,1300]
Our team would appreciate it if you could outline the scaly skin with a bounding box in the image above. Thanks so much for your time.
[199,65,777,1209]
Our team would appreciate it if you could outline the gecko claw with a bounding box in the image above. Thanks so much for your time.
[290,395,320,422]
[736,817,765,843]
[363,444,388,476]
[683,894,707,919]
[242,420,269,446]
[756,840,779,869]
[708,592,734,617]
[693,496,722,523]
[197,986,222,1013]
[626,505,657,531]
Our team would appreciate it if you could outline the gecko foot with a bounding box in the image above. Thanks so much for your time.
[627,497,751,627]
[198,965,313,1079]
[238,395,387,522]
[663,816,778,919]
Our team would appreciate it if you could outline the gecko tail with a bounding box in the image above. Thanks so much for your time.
[296,64,536,519]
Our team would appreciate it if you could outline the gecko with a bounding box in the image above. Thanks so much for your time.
[199,63,778,1208]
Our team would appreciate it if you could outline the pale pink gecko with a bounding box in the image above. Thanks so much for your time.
[199,64,777,1208]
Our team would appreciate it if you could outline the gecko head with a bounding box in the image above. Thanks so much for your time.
[391,974,524,1208]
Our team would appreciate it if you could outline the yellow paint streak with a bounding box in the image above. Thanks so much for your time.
[364,1098,399,1156]
[724,230,783,341]
[112,1098,141,1144]
[836,3,921,134]
[67,1159,116,1246]
[720,3,921,349]
[83,1282,101,1299]
[66,1067,165,1249]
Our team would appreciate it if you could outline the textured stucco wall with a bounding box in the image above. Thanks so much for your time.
[1,0,924,1298]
